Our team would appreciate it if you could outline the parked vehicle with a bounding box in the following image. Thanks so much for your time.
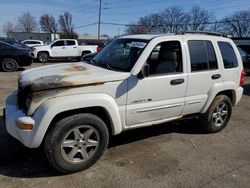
[82,52,97,61]
[80,41,105,52]
[22,40,44,47]
[0,39,32,51]
[4,32,244,173]
[237,46,250,75]
[33,39,98,63]
[0,41,33,72]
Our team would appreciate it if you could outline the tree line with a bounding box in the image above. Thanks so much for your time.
[2,12,78,39]
[126,6,250,37]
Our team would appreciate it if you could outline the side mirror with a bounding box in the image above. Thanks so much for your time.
[138,64,149,79]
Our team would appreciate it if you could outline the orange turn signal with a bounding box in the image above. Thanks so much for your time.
[16,121,33,130]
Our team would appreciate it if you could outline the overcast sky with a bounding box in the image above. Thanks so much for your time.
[0,0,250,37]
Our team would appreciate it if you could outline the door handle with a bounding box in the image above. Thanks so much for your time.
[62,47,65,49]
[211,74,221,80]
[73,47,77,48]
[170,78,185,85]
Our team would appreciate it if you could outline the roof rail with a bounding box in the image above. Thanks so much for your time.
[176,31,230,38]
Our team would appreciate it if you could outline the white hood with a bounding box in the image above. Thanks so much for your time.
[19,62,130,91]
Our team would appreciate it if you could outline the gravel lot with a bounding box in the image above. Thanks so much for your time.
[0,62,250,188]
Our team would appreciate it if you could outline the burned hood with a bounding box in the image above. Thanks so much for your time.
[19,62,130,91]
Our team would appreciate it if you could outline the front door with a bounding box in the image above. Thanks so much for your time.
[51,40,66,57]
[126,39,187,126]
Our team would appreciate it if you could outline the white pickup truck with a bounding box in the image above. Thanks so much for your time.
[33,39,97,63]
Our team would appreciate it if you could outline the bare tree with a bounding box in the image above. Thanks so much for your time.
[218,10,250,37]
[186,7,214,31]
[17,12,37,32]
[58,12,77,38]
[40,14,58,33]
[2,21,15,34]
[126,7,190,34]
[126,13,163,34]
[162,7,189,33]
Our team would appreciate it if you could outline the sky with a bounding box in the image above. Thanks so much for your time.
[0,0,250,37]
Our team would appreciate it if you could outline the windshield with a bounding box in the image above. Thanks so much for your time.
[92,38,148,72]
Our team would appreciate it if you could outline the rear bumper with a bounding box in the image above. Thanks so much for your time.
[235,87,244,105]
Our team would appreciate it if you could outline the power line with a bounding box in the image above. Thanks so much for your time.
[75,22,98,28]
[105,0,167,9]
[101,18,250,28]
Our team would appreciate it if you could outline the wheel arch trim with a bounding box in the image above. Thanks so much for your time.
[31,93,122,147]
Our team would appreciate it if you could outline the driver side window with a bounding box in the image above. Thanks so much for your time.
[147,41,182,75]
[52,41,65,47]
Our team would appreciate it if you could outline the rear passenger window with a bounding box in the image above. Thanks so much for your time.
[218,41,238,69]
[188,40,218,72]
[67,40,76,46]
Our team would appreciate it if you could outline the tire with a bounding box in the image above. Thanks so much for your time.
[1,58,18,72]
[82,51,90,57]
[44,113,109,174]
[199,95,232,133]
[38,52,49,63]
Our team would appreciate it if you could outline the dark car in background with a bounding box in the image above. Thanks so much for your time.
[0,41,33,72]
[237,46,250,75]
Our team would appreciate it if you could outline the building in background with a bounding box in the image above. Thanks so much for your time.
[78,34,109,45]
[7,32,60,43]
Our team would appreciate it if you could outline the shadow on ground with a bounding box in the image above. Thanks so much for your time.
[0,114,205,178]
[243,84,250,96]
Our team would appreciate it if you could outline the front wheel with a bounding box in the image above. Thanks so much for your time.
[44,113,109,174]
[38,52,49,63]
[199,95,232,133]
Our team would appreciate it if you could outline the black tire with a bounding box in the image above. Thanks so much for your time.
[82,51,90,57]
[199,95,232,133]
[44,113,109,174]
[38,52,49,63]
[1,58,18,72]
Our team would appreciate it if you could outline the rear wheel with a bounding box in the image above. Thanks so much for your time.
[44,113,109,174]
[199,95,232,133]
[38,52,49,63]
[1,58,18,72]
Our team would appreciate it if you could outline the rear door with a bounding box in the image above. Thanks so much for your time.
[182,36,223,115]
[65,40,78,57]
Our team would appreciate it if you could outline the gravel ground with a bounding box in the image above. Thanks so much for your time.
[0,62,250,188]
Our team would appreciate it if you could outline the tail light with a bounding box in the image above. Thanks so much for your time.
[97,47,102,52]
[240,69,245,86]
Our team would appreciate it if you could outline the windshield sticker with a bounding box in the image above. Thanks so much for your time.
[130,42,147,48]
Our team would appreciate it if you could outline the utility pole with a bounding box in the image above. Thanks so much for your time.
[98,0,102,41]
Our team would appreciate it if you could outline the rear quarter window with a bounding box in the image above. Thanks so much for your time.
[218,41,238,69]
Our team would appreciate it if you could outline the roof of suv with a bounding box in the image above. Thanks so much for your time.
[121,32,230,40]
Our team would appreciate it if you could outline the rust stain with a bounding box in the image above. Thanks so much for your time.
[65,64,88,72]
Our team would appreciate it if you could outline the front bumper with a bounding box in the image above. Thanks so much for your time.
[4,92,37,148]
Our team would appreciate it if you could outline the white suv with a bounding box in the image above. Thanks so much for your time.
[22,40,44,47]
[4,32,245,173]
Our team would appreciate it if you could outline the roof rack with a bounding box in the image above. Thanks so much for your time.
[176,31,230,38]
